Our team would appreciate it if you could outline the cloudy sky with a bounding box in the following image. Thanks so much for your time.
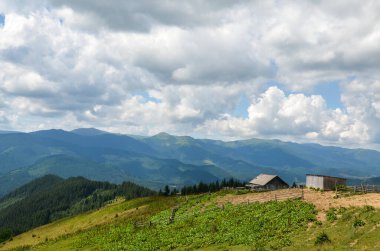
[1,1,380,149]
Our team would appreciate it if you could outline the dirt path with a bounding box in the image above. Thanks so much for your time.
[218,189,380,211]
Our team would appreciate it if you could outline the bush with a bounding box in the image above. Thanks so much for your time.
[362,205,375,212]
[326,208,337,222]
[314,232,331,245]
[333,184,348,191]
[353,218,365,228]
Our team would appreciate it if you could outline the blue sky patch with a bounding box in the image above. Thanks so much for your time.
[313,81,342,109]
[232,95,250,118]
[136,91,161,103]
[0,14,5,26]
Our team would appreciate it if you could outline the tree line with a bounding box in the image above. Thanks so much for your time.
[159,178,246,196]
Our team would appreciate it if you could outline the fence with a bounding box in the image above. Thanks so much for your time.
[242,189,304,203]
[347,185,380,193]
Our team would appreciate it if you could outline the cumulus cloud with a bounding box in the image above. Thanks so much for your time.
[0,0,380,149]
[197,86,371,146]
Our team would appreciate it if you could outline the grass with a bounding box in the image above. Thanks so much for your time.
[1,191,380,251]
[0,197,163,250]
[286,206,380,250]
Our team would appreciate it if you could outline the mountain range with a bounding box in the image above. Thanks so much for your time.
[0,128,379,197]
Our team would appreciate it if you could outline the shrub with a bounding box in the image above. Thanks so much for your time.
[326,208,337,222]
[333,184,348,191]
[362,205,375,212]
[314,232,331,245]
[353,218,365,228]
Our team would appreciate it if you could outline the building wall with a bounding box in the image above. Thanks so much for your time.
[306,175,324,189]
[323,176,346,190]
[306,175,347,190]
[265,177,289,189]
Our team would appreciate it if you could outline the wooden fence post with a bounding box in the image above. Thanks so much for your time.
[301,187,304,200]
[169,208,177,224]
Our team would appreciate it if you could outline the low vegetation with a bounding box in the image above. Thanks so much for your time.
[72,196,316,250]
[1,187,380,250]
[314,232,330,245]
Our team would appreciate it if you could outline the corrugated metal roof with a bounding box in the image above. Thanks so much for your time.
[248,174,277,186]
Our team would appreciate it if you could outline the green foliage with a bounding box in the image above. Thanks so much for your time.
[314,232,331,245]
[0,175,155,236]
[70,198,316,250]
[362,205,375,212]
[326,208,337,222]
[333,184,349,191]
[180,178,245,195]
[353,218,365,228]
[309,187,324,192]
[0,228,12,243]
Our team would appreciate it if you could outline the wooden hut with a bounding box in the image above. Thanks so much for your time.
[246,174,289,190]
[306,174,346,190]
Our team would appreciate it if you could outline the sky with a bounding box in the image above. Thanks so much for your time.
[0,1,380,150]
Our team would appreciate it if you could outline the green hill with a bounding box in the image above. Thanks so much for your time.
[0,175,155,238]
[1,189,379,250]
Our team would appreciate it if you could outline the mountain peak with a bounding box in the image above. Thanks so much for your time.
[71,128,108,136]
[152,132,173,138]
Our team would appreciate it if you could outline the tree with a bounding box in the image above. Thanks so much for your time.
[0,228,12,243]
[163,185,170,196]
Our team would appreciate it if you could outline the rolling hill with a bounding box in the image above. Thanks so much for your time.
[1,188,380,250]
[0,175,155,237]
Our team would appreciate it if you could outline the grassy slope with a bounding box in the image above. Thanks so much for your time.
[1,191,380,251]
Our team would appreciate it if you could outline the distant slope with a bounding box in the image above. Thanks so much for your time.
[348,176,380,185]
[71,128,109,136]
[0,131,18,134]
[0,153,225,197]
[0,175,155,236]
[143,133,380,180]
[0,175,63,211]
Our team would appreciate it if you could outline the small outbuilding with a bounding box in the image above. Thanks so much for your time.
[306,174,346,190]
[247,174,289,190]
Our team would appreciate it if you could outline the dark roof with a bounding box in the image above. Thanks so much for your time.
[306,174,347,180]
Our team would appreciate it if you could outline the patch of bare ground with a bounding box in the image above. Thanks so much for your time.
[217,188,380,211]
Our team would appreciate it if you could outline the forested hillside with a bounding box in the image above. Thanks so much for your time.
[0,175,155,241]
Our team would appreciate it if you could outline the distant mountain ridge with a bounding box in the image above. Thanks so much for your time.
[0,128,379,196]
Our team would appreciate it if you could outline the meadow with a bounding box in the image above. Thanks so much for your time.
[1,190,380,251]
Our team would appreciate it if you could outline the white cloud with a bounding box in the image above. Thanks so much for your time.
[197,86,371,146]
[0,1,380,149]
